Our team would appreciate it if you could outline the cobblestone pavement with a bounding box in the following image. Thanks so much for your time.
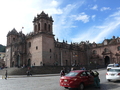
[0,75,61,90]
[0,69,120,90]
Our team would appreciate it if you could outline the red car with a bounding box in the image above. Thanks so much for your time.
[60,70,94,90]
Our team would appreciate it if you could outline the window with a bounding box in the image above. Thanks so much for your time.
[36,46,38,50]
[117,46,120,51]
[28,42,31,47]
[50,49,52,52]
[93,50,97,54]
[104,48,109,52]
[38,23,40,31]
[80,72,87,76]
[44,23,47,31]
[117,39,120,43]
[48,24,50,31]
[86,71,91,76]
[13,38,15,41]
[66,72,78,76]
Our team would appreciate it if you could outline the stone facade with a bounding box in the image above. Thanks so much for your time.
[0,52,5,68]
[5,11,120,68]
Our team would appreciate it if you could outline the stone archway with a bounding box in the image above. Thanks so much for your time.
[104,56,110,66]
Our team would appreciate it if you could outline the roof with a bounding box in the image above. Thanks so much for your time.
[70,70,86,73]
[110,67,120,69]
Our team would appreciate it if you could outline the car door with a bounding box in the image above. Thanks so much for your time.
[86,71,94,85]
[80,71,89,85]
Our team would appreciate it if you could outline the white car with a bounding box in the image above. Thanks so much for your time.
[106,67,120,81]
[107,64,115,70]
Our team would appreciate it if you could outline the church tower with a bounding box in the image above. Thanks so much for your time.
[33,11,53,34]
[27,11,55,66]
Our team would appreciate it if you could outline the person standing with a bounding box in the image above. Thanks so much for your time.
[5,70,7,80]
[92,71,100,88]
[60,68,65,77]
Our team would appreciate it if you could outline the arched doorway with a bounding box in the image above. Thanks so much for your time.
[16,55,20,67]
[12,61,14,67]
[28,59,31,67]
[104,56,110,66]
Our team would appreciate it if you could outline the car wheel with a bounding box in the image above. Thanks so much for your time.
[64,87,68,89]
[79,83,84,90]
[107,79,111,82]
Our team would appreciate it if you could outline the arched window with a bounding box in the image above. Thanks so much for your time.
[35,25,37,32]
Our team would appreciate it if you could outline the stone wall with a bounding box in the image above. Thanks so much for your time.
[0,65,105,75]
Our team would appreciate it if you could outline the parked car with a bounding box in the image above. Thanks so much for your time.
[106,67,120,81]
[59,70,94,90]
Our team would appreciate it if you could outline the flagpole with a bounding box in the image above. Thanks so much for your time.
[21,27,24,32]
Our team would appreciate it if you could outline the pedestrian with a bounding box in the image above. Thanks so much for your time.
[5,70,7,80]
[92,70,100,88]
[26,67,32,76]
[60,68,65,77]
[89,69,94,76]
[82,67,86,70]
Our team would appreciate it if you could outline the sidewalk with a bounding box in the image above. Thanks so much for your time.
[0,73,60,79]
[0,68,105,79]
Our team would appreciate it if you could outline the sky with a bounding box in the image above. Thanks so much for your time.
[0,0,120,46]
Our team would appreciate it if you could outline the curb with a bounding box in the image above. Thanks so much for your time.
[1,74,60,79]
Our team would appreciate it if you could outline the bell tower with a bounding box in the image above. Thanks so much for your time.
[33,11,53,34]
[30,11,55,66]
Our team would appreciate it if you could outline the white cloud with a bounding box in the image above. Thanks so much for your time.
[71,10,120,43]
[75,12,90,23]
[117,7,120,9]
[0,0,63,45]
[91,5,98,10]
[100,7,111,11]
[91,15,96,21]
[53,1,85,41]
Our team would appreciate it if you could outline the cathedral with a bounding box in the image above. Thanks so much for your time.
[5,11,120,68]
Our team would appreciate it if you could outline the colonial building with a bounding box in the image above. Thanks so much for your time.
[5,11,120,68]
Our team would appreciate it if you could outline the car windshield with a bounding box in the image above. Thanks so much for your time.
[108,65,114,67]
[109,69,120,72]
[65,72,78,76]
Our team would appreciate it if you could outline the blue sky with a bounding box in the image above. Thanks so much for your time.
[0,0,120,46]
